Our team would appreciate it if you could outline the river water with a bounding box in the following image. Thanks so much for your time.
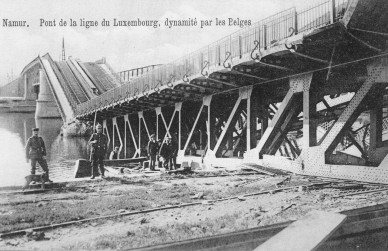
[0,113,90,187]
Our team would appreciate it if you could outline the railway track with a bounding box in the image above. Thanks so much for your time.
[0,181,332,238]
[332,185,388,198]
[2,176,387,250]
[128,201,388,251]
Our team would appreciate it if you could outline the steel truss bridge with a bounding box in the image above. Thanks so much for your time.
[53,0,388,183]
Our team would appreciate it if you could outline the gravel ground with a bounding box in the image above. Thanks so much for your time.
[1,168,387,250]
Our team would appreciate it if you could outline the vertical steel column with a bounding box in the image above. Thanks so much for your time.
[138,112,142,156]
[124,115,127,158]
[156,107,159,140]
[207,96,212,151]
[370,91,383,148]
[248,87,258,150]
[209,98,217,151]
[249,93,261,150]
[247,91,252,151]
[177,102,182,151]
[369,88,384,163]
[302,78,316,149]
[112,117,115,150]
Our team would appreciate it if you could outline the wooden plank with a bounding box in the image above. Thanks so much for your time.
[103,157,147,166]
[129,222,291,251]
[254,211,347,251]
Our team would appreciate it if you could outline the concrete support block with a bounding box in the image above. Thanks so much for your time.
[74,159,91,178]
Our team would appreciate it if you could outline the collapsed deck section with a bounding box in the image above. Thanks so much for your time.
[37,55,120,123]
[79,62,121,94]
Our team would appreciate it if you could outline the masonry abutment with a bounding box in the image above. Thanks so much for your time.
[35,69,61,119]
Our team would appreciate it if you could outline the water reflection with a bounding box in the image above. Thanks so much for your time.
[0,113,89,186]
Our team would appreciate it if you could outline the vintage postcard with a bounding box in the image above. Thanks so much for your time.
[1,0,388,250]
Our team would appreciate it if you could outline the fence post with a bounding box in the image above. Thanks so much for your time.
[264,25,267,50]
[330,0,336,24]
[217,45,221,66]
[294,9,298,35]
[239,35,242,58]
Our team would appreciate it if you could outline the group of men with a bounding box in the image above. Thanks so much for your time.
[147,134,178,171]
[25,124,178,183]
[25,124,108,181]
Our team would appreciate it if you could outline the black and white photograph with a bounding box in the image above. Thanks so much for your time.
[1,0,388,250]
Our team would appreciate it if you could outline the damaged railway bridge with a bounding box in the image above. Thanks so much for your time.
[75,0,388,184]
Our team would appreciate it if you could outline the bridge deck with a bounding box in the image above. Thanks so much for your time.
[80,62,120,94]
[77,0,387,119]
[55,61,89,104]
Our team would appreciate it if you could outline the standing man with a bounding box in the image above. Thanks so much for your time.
[147,134,159,171]
[25,128,52,182]
[160,136,177,170]
[89,124,108,179]
[170,136,178,170]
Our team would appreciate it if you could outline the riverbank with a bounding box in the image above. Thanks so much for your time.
[1,168,388,250]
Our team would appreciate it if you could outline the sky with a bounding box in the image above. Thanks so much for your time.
[0,0,311,86]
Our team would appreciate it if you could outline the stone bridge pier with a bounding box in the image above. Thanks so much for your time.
[35,69,61,119]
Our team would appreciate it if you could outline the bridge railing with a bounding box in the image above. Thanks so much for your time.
[118,64,163,83]
[76,0,349,116]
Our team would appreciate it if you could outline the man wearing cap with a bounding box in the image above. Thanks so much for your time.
[147,134,159,171]
[25,128,52,182]
[88,124,108,179]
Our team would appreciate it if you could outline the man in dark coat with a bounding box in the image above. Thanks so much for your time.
[25,128,52,182]
[88,124,108,179]
[160,136,177,170]
[147,134,159,171]
[170,136,178,170]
